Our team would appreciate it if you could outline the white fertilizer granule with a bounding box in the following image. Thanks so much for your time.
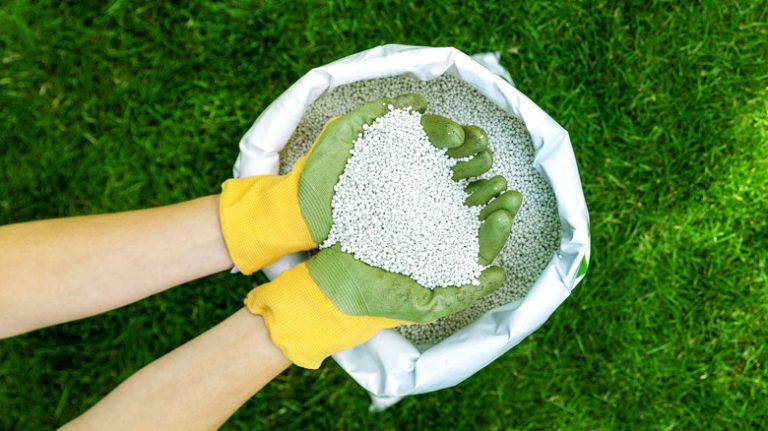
[279,74,561,346]
[322,107,485,289]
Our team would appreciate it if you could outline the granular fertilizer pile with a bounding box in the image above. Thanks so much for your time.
[322,107,485,288]
[280,74,561,346]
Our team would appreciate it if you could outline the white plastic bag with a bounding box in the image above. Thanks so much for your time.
[233,44,590,410]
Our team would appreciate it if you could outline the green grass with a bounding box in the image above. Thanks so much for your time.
[1,0,767,429]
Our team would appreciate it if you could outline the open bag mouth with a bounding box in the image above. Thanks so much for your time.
[233,44,590,408]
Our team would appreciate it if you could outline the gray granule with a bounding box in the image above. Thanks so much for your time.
[278,74,561,346]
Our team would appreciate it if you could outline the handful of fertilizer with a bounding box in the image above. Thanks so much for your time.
[321,104,517,289]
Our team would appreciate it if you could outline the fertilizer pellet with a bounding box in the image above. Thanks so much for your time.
[322,107,484,288]
[279,74,561,346]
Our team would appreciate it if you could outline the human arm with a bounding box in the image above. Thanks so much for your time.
[0,93,501,339]
[0,195,233,338]
[59,308,290,431]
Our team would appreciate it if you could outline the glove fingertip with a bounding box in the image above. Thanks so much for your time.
[393,93,427,113]
[478,265,506,293]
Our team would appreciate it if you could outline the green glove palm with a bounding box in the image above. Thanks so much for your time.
[306,245,502,322]
[298,94,500,243]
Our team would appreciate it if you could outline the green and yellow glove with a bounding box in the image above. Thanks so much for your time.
[245,243,512,369]
[218,93,518,274]
[241,100,524,368]
[219,94,419,274]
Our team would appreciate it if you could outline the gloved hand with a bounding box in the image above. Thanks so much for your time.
[219,94,427,275]
[243,103,524,368]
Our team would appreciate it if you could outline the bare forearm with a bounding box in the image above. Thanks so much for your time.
[0,195,233,337]
[60,309,290,431]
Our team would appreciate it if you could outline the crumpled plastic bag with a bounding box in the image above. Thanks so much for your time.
[233,44,590,410]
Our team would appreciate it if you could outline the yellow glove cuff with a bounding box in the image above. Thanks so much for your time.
[219,154,315,275]
[244,263,408,369]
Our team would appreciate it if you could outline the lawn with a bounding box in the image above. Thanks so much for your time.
[1,1,767,429]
